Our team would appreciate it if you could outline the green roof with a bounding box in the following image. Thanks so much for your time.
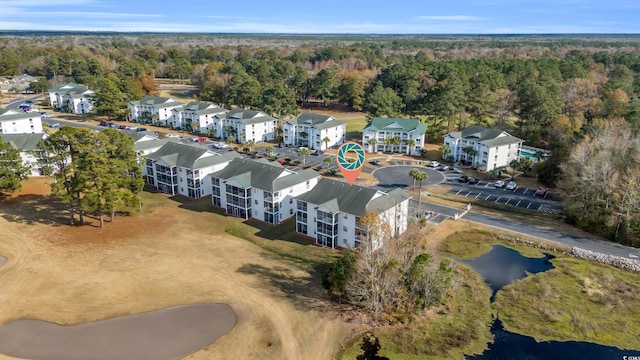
[286,112,345,130]
[146,141,236,169]
[295,178,411,216]
[1,133,45,150]
[211,158,318,192]
[363,117,427,134]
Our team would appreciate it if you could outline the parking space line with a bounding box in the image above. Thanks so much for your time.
[466,191,472,196]
[485,194,491,200]
[456,189,463,195]
[505,199,510,205]
[516,200,521,207]
[495,196,500,202]
[522,189,527,196]
[475,193,481,199]
[527,202,532,209]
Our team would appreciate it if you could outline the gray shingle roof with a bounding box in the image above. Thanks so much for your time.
[363,117,427,134]
[449,125,523,146]
[295,178,410,216]
[130,96,183,108]
[48,82,86,94]
[1,133,45,150]
[211,158,318,192]
[286,112,345,130]
[225,108,277,125]
[146,141,234,169]
[0,108,39,122]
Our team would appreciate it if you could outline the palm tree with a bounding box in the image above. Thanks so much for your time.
[264,145,275,157]
[439,143,451,160]
[467,148,479,165]
[461,145,474,164]
[322,136,331,150]
[368,138,378,153]
[246,139,256,153]
[323,156,332,170]
[276,126,284,143]
[409,168,420,188]
[534,150,546,163]
[226,135,236,145]
[410,170,428,213]
[383,137,393,153]
[392,136,401,153]
[299,147,310,167]
[406,138,416,155]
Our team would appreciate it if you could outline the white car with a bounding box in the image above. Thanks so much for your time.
[494,180,505,188]
[165,134,180,138]
[212,142,229,149]
[506,181,517,190]
[428,161,441,168]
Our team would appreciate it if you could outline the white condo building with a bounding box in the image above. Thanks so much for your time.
[1,133,48,176]
[443,125,524,171]
[171,101,228,134]
[48,83,95,114]
[211,158,319,225]
[144,141,240,199]
[128,96,184,126]
[214,109,278,144]
[294,178,411,249]
[362,117,427,156]
[283,112,346,150]
[0,107,43,134]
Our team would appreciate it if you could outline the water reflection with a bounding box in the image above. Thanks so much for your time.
[462,244,640,359]
[461,244,554,301]
[468,318,640,360]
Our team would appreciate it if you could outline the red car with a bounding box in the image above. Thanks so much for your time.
[193,137,207,143]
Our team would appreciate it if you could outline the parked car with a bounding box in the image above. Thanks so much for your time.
[136,127,147,132]
[458,175,469,183]
[535,186,549,196]
[437,165,451,171]
[313,150,324,156]
[165,134,180,138]
[428,161,441,168]
[193,137,207,143]
[468,177,479,185]
[506,181,517,190]
[298,146,309,153]
[494,180,505,188]
[99,120,108,126]
[40,112,54,118]
[49,122,60,128]
[369,160,382,165]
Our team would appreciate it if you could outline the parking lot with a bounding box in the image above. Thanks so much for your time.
[445,176,563,215]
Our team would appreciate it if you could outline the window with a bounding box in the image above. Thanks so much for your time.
[343,226,347,232]
[343,214,348,219]
[290,209,293,215]
[290,198,293,204]
[255,200,258,205]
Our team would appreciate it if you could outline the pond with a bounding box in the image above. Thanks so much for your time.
[461,244,554,301]
[462,244,640,359]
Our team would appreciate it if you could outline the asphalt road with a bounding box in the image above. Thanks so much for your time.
[371,166,640,260]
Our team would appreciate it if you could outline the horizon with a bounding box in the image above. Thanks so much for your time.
[1,0,639,34]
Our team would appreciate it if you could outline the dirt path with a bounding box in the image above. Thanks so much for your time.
[0,179,346,360]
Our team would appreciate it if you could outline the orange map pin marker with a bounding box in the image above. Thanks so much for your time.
[336,142,366,185]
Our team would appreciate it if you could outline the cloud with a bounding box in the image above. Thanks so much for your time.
[417,15,486,21]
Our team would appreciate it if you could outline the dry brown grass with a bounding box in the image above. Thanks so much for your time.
[0,178,346,360]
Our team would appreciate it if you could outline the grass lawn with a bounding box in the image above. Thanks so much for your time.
[438,230,640,352]
[494,258,640,350]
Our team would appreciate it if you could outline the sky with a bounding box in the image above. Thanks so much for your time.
[1,0,639,34]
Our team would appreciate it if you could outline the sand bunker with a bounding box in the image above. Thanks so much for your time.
[0,303,235,360]
[0,256,5,268]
